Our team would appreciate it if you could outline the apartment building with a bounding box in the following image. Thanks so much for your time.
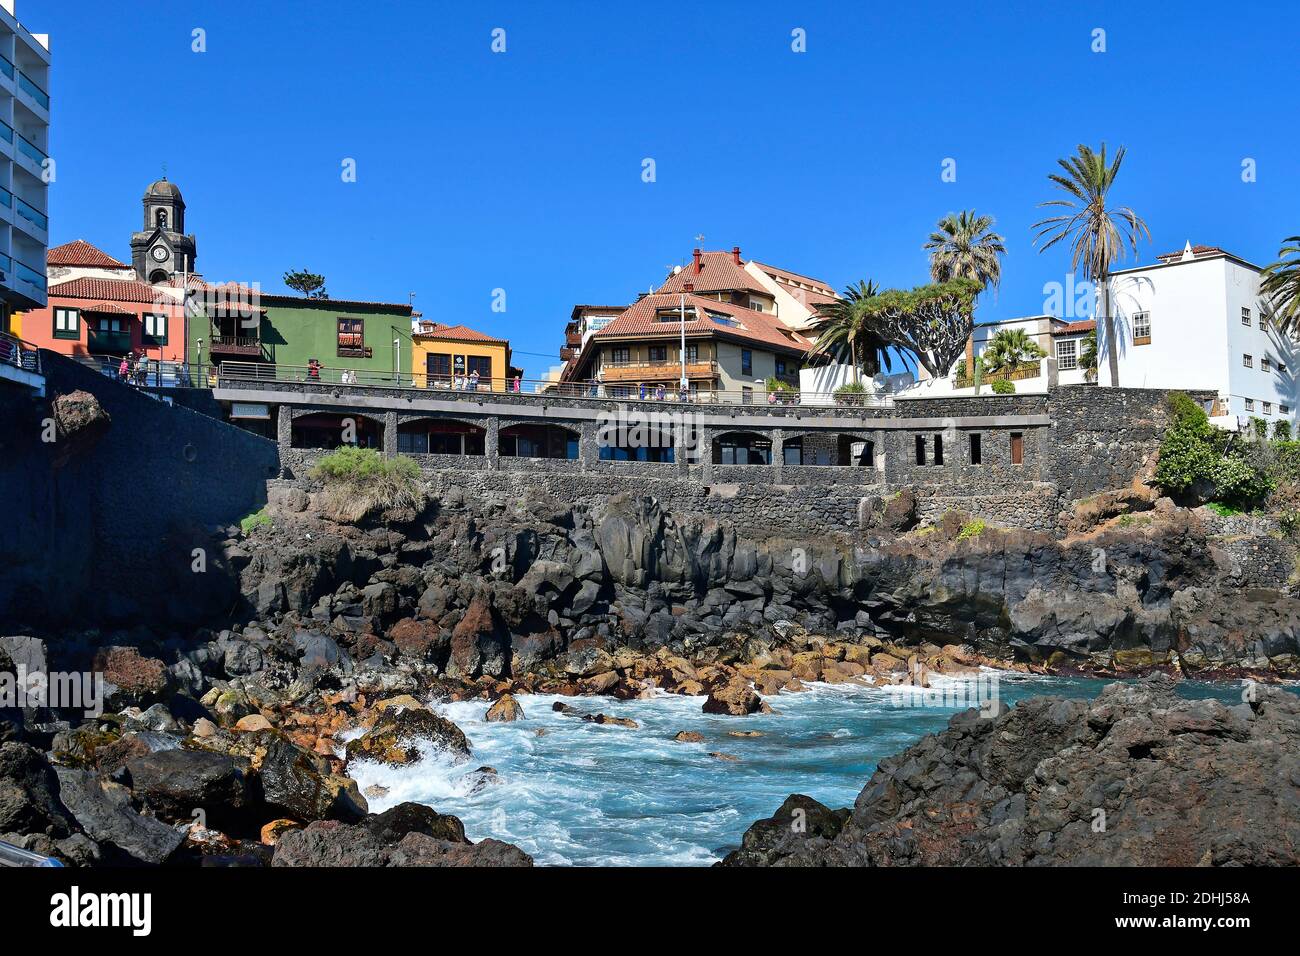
[0,0,49,333]
[1101,243,1296,425]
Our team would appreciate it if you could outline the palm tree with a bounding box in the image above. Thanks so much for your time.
[923,210,1006,290]
[1261,236,1300,334]
[1079,330,1099,382]
[1032,143,1150,387]
[807,280,893,383]
[982,328,1046,377]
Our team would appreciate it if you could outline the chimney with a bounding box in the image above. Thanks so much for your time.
[732,246,742,265]
[693,248,702,274]
[684,282,695,294]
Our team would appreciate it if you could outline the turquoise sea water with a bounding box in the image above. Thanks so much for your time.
[345,673,1283,866]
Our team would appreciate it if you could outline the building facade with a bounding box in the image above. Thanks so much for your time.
[1100,244,1296,426]
[0,0,49,332]
[412,319,516,391]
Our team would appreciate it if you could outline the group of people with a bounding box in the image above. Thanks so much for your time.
[116,351,154,387]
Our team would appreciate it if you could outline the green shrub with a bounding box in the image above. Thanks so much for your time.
[1273,420,1293,442]
[311,447,423,523]
[834,381,869,406]
[1204,501,1242,517]
[955,518,986,541]
[990,379,1015,394]
[1212,454,1275,506]
[1155,391,1220,496]
[240,507,272,535]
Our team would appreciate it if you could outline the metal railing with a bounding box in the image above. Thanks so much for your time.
[214,361,898,408]
[13,257,45,291]
[18,71,49,110]
[15,132,45,165]
[0,332,41,375]
[14,194,45,230]
[72,353,195,389]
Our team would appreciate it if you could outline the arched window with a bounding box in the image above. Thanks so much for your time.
[156,209,168,229]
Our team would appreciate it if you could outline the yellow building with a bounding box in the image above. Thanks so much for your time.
[411,321,517,391]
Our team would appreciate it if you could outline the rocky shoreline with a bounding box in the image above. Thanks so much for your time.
[3,479,1299,866]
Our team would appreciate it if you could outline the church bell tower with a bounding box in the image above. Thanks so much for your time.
[130,177,198,283]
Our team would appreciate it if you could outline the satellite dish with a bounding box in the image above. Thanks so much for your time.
[673,265,683,274]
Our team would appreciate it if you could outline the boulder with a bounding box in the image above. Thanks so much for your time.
[50,389,111,467]
[345,707,471,766]
[446,593,510,680]
[54,767,184,865]
[702,679,767,716]
[718,794,849,867]
[672,731,704,743]
[0,742,74,837]
[125,749,251,825]
[485,694,524,723]
[259,736,368,823]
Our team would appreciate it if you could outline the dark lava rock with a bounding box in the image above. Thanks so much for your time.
[125,749,251,825]
[716,794,850,867]
[0,741,74,837]
[50,389,111,467]
[54,767,184,865]
[725,675,1300,866]
[271,801,532,867]
[344,706,471,766]
[259,736,368,823]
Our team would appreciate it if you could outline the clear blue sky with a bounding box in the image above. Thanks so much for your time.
[40,0,1298,376]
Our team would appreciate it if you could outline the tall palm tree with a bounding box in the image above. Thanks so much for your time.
[1261,236,1300,334]
[1032,143,1150,387]
[923,210,1006,290]
[807,280,893,383]
[982,328,1046,377]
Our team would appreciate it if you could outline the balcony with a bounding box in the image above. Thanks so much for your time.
[15,132,45,167]
[601,359,718,383]
[13,194,45,236]
[17,71,48,111]
[88,328,132,354]
[209,334,263,358]
[955,360,1042,389]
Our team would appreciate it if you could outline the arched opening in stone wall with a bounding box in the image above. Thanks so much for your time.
[837,434,875,467]
[500,423,579,460]
[291,412,384,450]
[777,432,876,466]
[397,417,486,455]
[598,419,676,462]
[712,431,771,465]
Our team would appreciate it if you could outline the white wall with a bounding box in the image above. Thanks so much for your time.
[1103,256,1297,425]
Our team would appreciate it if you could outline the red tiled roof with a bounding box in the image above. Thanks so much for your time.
[82,302,135,315]
[47,239,129,269]
[415,322,508,345]
[592,294,812,355]
[49,276,173,305]
[656,251,771,297]
[1052,319,1096,335]
[1156,245,1229,261]
[749,260,836,296]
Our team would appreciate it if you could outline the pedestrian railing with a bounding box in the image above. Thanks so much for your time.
[70,353,194,389]
[0,331,40,375]
[214,361,898,409]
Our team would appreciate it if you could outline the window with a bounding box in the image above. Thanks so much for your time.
[783,444,802,466]
[648,345,667,363]
[1133,312,1151,345]
[741,386,753,405]
[53,307,80,340]
[425,353,451,383]
[611,347,630,366]
[1262,356,1272,372]
[156,209,168,229]
[970,433,982,465]
[1010,432,1024,466]
[143,313,168,345]
[1263,402,1272,414]
[933,435,944,466]
[775,358,787,376]
[1243,354,1253,368]
[741,349,753,376]
[1279,362,1288,374]
[915,435,926,466]
[748,298,765,313]
[1282,405,1290,415]
[1056,339,1077,371]
[467,355,492,380]
[684,344,699,363]
[1245,398,1255,412]
[1242,307,1252,327]
[337,318,365,357]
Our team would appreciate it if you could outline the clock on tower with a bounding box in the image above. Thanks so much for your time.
[130,177,198,283]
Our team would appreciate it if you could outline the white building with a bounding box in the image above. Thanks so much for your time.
[0,0,49,331]
[1101,243,1296,427]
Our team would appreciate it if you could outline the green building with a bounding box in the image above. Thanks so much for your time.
[186,289,414,386]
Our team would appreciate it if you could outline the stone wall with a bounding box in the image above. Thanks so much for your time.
[0,352,280,628]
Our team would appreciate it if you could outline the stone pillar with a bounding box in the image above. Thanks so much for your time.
[1045,355,1059,389]
[578,420,598,471]
[699,425,713,484]
[770,429,784,481]
[276,405,292,460]
[383,411,398,457]
[485,417,500,470]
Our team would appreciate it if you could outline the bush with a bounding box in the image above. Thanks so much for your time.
[955,518,986,541]
[240,507,271,535]
[834,381,869,406]
[1155,391,1220,497]
[1274,420,1293,442]
[1213,454,1275,507]
[311,447,423,523]
[990,379,1015,394]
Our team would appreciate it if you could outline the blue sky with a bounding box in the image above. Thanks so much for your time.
[41,0,1298,375]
